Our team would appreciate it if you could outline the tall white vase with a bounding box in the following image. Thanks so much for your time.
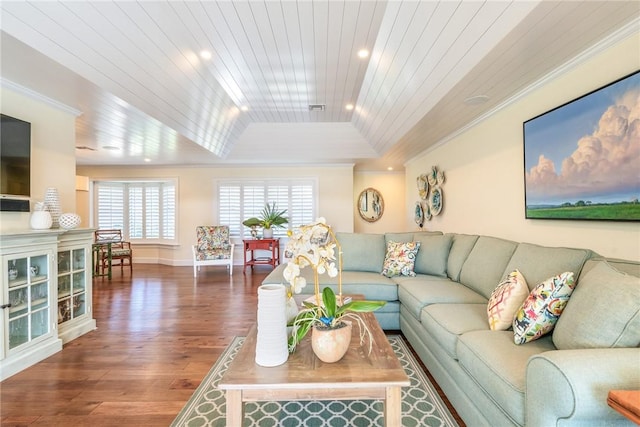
[44,187,62,228]
[255,284,288,367]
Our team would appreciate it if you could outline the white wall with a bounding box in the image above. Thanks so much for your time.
[406,32,640,261]
[353,171,405,233]
[0,87,77,232]
[76,164,354,265]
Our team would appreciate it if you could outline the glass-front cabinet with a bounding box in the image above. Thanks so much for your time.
[56,230,96,345]
[6,253,52,351]
[1,231,62,381]
[57,248,87,324]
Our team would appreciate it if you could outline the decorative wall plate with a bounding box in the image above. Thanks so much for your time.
[437,169,445,185]
[427,168,438,186]
[423,202,432,221]
[414,202,424,227]
[416,174,429,200]
[430,186,443,216]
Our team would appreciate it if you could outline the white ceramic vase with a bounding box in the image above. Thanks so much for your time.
[44,187,62,228]
[255,284,288,367]
[263,228,274,239]
[30,210,53,230]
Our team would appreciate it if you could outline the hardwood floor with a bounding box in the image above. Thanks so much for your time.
[1,264,463,426]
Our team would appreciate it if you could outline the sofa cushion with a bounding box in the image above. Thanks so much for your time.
[513,272,575,344]
[457,331,556,426]
[385,232,415,244]
[459,236,518,299]
[413,234,453,277]
[397,275,487,320]
[501,242,591,292]
[446,233,479,282]
[554,261,640,349]
[421,303,488,360]
[487,270,529,331]
[381,241,420,277]
[262,265,398,301]
[335,232,385,272]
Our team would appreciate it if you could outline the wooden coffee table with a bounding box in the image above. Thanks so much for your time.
[219,311,410,426]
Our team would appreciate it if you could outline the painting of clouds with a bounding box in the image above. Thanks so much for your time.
[524,70,640,221]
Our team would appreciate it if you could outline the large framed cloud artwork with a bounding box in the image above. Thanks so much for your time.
[524,70,640,221]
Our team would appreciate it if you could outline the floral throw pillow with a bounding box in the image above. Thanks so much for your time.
[381,241,421,278]
[487,269,529,331]
[513,272,576,344]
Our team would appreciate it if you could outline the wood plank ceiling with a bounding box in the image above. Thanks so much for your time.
[1,1,638,170]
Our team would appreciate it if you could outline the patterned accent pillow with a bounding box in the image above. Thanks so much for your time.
[513,272,575,344]
[487,269,529,331]
[381,241,421,278]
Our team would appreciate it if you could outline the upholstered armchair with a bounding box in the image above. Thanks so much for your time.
[192,226,235,277]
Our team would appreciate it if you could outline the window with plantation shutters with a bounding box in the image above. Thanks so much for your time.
[218,179,316,240]
[95,180,176,242]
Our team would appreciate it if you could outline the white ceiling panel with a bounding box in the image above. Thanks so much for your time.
[0,1,638,170]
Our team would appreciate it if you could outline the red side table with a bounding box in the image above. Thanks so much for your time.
[243,238,280,274]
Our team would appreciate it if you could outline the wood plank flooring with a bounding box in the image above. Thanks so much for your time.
[0,264,463,426]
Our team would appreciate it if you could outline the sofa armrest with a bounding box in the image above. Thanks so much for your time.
[526,348,640,426]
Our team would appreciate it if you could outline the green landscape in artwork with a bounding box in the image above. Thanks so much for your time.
[526,201,640,220]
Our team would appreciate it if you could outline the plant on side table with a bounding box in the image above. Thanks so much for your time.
[242,202,288,238]
[284,218,386,363]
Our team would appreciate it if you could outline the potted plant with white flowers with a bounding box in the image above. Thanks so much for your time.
[284,218,386,363]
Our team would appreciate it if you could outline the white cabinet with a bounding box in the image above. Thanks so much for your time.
[0,229,96,380]
[57,230,96,343]
[1,231,62,380]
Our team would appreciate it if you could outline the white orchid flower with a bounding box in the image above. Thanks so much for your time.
[293,276,307,293]
[326,262,338,277]
[283,262,300,283]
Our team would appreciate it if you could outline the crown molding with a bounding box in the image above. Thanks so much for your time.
[1,78,82,117]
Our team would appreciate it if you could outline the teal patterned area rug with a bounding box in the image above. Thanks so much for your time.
[172,335,459,427]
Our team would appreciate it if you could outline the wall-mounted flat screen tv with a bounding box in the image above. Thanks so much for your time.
[1,114,31,207]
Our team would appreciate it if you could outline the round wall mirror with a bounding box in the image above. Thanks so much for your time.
[357,188,384,222]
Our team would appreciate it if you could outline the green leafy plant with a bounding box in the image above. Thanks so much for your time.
[242,203,288,230]
[288,287,386,353]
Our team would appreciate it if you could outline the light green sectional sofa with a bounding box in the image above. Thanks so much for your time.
[262,231,640,426]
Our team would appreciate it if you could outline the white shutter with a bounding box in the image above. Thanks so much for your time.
[291,182,314,227]
[162,184,176,239]
[267,184,290,238]
[145,186,160,239]
[95,179,176,242]
[218,179,316,240]
[96,183,125,230]
[219,183,241,238]
[243,184,265,222]
[128,186,143,239]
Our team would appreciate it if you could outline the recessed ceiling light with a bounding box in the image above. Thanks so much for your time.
[200,50,212,60]
[240,105,249,112]
[144,158,151,163]
[357,49,369,59]
[464,95,490,106]
[345,103,354,111]
[387,167,393,171]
